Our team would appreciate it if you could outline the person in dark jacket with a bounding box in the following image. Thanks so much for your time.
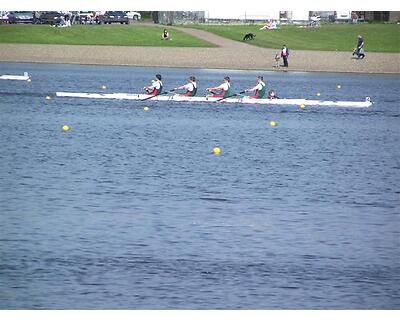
[355,34,365,59]
[281,44,289,67]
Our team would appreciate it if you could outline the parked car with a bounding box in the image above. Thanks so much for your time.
[7,11,34,24]
[127,11,141,20]
[97,11,128,24]
[39,11,64,25]
[0,11,9,24]
[310,11,335,22]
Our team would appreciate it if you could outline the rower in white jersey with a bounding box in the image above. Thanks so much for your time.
[206,76,231,98]
[244,76,267,99]
[176,76,197,97]
[143,74,163,96]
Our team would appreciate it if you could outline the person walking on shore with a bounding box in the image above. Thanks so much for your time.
[354,34,365,59]
[143,74,163,95]
[176,76,197,96]
[207,76,231,98]
[281,44,289,67]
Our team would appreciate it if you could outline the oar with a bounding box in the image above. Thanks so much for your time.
[215,91,246,102]
[140,88,176,101]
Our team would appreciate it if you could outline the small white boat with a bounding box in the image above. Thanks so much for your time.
[55,91,372,108]
[0,72,31,81]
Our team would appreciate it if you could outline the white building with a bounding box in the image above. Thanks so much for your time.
[205,10,310,22]
[205,10,280,21]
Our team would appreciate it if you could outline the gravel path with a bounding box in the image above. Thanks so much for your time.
[0,25,399,74]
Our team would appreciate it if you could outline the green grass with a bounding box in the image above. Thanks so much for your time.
[0,24,216,47]
[183,23,400,52]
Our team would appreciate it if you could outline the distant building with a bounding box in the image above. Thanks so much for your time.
[205,10,280,22]
[204,11,311,23]
[153,11,205,25]
[357,11,400,22]
[152,11,400,25]
[153,11,312,24]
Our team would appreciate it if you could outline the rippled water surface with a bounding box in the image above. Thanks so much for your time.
[0,62,399,309]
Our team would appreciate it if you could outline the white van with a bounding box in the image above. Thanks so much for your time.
[335,11,351,22]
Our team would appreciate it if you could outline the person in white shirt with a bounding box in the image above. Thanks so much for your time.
[206,76,231,98]
[260,19,277,30]
[143,74,163,96]
[244,76,266,99]
[176,76,197,97]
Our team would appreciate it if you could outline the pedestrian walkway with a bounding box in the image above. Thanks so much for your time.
[0,23,399,74]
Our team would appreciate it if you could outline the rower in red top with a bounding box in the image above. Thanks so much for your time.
[143,74,163,96]
[176,76,197,96]
[206,76,231,98]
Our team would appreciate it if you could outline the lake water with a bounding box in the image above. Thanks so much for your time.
[0,62,399,309]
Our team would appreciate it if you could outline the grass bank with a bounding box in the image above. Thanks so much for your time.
[183,23,400,52]
[0,24,216,47]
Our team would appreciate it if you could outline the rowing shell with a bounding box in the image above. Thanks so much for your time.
[0,72,30,81]
[56,92,372,108]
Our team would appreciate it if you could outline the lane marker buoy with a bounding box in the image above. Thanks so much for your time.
[213,147,221,155]
[62,125,70,132]
[269,120,277,128]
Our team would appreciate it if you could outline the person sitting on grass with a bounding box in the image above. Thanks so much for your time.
[161,29,170,40]
[260,19,277,30]
[51,15,71,28]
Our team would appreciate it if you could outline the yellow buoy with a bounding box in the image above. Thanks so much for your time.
[45,95,51,100]
[213,147,221,155]
[337,84,341,89]
[27,79,32,83]
[316,92,321,97]
[144,106,150,112]
[300,104,305,109]
[101,85,107,90]
[62,125,70,132]
[269,120,277,128]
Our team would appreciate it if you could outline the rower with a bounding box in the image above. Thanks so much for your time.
[143,74,163,96]
[176,76,197,96]
[244,76,266,99]
[206,76,231,98]
[267,89,279,99]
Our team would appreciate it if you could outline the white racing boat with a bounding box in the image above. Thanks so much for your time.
[56,91,372,108]
[0,72,31,81]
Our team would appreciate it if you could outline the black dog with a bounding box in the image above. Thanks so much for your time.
[243,33,256,41]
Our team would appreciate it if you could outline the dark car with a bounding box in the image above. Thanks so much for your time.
[39,11,64,25]
[98,11,128,24]
[7,11,34,24]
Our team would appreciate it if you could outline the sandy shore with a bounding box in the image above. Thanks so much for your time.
[1,27,399,74]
